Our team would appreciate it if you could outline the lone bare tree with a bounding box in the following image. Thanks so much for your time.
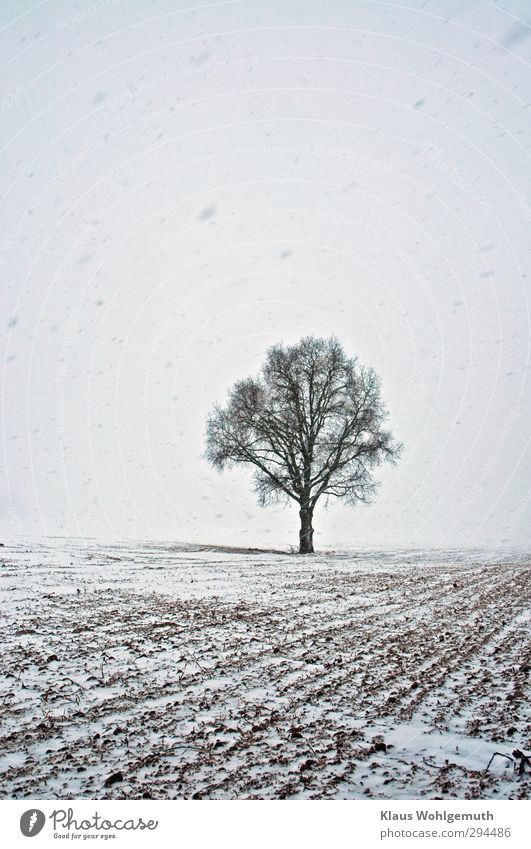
[205,336,402,553]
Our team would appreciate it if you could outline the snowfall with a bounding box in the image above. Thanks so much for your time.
[0,540,529,800]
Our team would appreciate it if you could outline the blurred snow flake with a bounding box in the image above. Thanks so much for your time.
[198,205,217,221]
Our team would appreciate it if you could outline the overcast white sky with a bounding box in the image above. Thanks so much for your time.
[1,0,530,550]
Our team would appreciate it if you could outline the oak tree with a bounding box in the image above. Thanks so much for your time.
[205,336,401,553]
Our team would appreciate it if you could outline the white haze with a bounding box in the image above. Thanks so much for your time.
[1,0,530,550]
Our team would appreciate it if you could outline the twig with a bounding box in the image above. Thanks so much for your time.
[184,651,206,673]
[512,749,531,776]
[485,752,514,773]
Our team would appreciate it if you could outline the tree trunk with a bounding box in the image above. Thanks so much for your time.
[299,506,314,554]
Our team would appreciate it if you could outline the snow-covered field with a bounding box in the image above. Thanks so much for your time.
[0,540,530,800]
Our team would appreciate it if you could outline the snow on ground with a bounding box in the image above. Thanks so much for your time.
[0,540,530,800]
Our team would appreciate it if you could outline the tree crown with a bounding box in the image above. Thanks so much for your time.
[205,335,402,510]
